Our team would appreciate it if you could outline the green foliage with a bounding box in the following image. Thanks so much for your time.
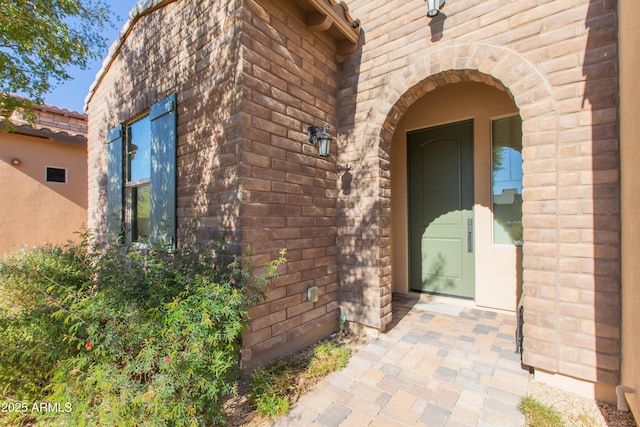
[519,396,565,427]
[255,393,290,418]
[249,342,350,418]
[248,358,304,417]
[0,0,111,121]
[0,232,286,426]
[0,244,89,402]
[306,342,350,378]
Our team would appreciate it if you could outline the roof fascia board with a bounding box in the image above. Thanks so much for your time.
[2,125,87,146]
[306,0,360,44]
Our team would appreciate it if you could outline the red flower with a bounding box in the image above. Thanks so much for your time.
[164,357,171,364]
[85,341,92,350]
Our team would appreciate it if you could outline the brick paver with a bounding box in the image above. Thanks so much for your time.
[270,298,530,426]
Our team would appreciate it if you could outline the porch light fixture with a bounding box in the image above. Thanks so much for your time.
[307,123,332,157]
[426,0,445,17]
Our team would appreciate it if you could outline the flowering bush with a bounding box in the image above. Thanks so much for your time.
[0,231,285,426]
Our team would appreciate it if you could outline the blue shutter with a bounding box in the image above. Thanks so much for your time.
[106,125,123,240]
[149,93,177,246]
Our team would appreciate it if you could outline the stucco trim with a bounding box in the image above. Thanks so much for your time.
[4,125,87,146]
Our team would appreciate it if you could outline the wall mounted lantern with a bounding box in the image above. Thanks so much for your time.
[426,0,445,17]
[307,123,332,157]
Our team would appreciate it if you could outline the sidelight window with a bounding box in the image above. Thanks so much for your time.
[492,116,523,245]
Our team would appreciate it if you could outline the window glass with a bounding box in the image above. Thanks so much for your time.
[492,116,523,245]
[126,115,151,242]
[46,167,66,183]
[131,184,151,241]
[127,116,151,182]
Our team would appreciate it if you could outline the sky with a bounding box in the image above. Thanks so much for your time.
[42,0,140,113]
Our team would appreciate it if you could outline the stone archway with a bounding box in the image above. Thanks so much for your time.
[338,42,559,347]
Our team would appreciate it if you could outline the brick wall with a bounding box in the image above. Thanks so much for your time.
[87,0,244,244]
[34,108,87,136]
[340,0,620,386]
[87,0,621,386]
[238,0,340,364]
[87,0,342,365]
[10,104,87,137]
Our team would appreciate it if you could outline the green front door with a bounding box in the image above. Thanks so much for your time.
[408,120,475,298]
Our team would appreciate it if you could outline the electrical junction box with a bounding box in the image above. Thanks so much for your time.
[307,286,318,303]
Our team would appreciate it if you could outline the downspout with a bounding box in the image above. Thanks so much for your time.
[516,294,525,356]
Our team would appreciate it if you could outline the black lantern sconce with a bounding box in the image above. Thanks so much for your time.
[426,0,445,16]
[307,123,332,157]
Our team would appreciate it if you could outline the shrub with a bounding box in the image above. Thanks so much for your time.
[0,244,90,403]
[0,232,285,426]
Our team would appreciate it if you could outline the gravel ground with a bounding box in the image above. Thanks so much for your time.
[528,381,636,427]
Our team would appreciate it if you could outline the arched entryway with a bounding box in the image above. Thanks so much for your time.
[338,42,558,333]
[391,81,523,311]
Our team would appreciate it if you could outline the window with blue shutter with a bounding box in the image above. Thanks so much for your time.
[106,125,123,239]
[150,93,177,246]
[106,94,177,246]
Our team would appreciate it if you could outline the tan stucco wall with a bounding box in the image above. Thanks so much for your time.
[0,133,87,256]
[619,0,640,419]
[391,82,520,311]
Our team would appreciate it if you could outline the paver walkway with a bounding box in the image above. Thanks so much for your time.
[270,297,531,427]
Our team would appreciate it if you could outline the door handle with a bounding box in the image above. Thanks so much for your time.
[467,218,473,253]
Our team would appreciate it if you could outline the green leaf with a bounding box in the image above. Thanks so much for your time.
[0,229,285,425]
[0,0,112,121]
